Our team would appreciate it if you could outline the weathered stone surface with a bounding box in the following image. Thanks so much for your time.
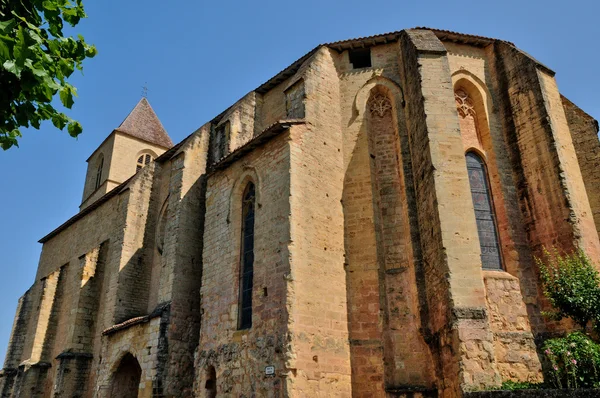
[2,27,599,398]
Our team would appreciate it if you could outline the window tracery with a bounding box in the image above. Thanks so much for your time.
[455,89,476,118]
[136,153,153,172]
[368,94,392,117]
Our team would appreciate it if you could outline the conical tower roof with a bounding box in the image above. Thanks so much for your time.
[115,98,173,148]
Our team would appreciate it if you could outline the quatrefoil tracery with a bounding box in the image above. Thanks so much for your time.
[368,94,393,117]
[455,89,476,118]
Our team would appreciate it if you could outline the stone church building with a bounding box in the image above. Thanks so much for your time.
[1,27,600,397]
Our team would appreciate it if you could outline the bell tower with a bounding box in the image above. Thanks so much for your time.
[81,98,173,210]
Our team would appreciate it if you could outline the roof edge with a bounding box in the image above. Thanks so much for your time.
[39,176,134,243]
[209,119,305,173]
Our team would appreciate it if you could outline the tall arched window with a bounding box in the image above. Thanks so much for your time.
[136,153,153,172]
[238,182,255,330]
[94,155,104,191]
[466,152,502,270]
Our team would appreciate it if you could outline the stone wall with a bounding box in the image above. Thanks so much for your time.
[337,39,436,395]
[399,29,501,396]
[95,308,169,398]
[285,47,352,396]
[483,271,542,383]
[3,27,600,398]
[195,131,292,397]
[562,96,600,242]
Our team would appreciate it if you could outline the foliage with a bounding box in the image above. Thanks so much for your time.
[543,332,600,389]
[537,248,600,332]
[499,380,544,390]
[0,0,96,149]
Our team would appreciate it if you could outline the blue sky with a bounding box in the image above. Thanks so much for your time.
[0,0,598,364]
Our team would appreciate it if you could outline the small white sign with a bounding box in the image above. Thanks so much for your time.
[265,366,275,375]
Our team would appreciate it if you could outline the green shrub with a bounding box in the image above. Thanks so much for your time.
[543,332,600,389]
[499,380,544,390]
[537,248,600,332]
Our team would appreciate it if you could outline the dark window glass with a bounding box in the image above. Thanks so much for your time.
[95,156,104,191]
[214,121,230,162]
[466,152,502,270]
[136,153,153,172]
[238,182,255,329]
[349,48,372,69]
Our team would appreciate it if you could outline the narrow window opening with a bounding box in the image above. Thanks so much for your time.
[349,48,372,69]
[214,121,230,161]
[466,152,503,270]
[238,182,255,330]
[94,156,104,191]
[285,80,306,119]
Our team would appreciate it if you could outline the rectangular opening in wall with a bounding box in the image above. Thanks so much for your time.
[285,79,306,119]
[349,48,371,69]
[213,121,230,162]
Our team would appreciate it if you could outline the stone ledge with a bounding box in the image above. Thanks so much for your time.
[102,301,170,336]
[483,270,518,280]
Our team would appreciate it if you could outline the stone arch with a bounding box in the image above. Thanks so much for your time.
[352,74,404,122]
[452,72,510,272]
[204,365,217,398]
[452,71,494,153]
[135,148,159,160]
[347,82,435,389]
[109,352,142,398]
[135,148,158,172]
[226,165,262,224]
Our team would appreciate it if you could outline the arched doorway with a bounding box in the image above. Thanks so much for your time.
[205,366,217,398]
[109,353,142,398]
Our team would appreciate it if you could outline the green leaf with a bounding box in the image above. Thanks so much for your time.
[0,0,95,149]
[0,39,9,61]
[42,1,58,11]
[3,60,22,77]
[26,29,43,45]
[31,65,48,78]
[59,58,74,78]
[0,19,15,33]
[86,44,97,58]
[51,114,67,130]
[67,121,82,137]
[59,86,74,108]
[43,75,61,91]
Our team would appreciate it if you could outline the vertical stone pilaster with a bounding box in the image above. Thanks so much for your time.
[286,47,352,397]
[0,289,33,397]
[399,29,501,396]
[492,42,600,336]
[562,96,600,243]
[494,42,600,262]
[29,267,63,364]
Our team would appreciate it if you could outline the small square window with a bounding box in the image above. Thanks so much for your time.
[349,48,372,69]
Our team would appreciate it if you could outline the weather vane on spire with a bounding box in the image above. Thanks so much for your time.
[141,83,148,98]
